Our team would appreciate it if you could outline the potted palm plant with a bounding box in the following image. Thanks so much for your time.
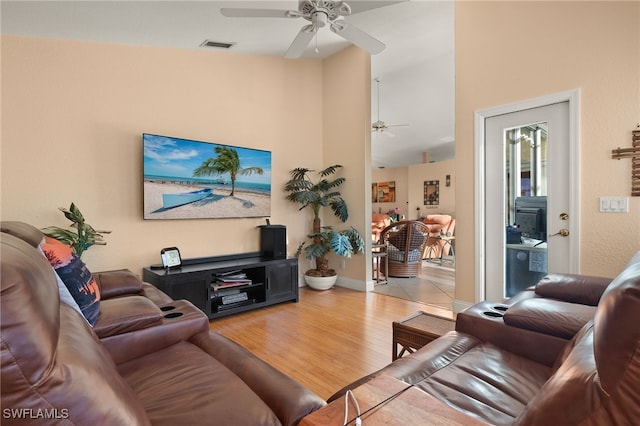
[284,165,365,290]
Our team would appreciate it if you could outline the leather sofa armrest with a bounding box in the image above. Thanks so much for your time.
[102,300,209,365]
[535,273,612,306]
[140,282,174,306]
[93,269,144,299]
[456,301,567,367]
[191,331,326,426]
[503,298,596,339]
[94,296,164,339]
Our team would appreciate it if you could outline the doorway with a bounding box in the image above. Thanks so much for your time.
[475,90,580,301]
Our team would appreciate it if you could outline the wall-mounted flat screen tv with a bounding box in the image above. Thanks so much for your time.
[143,133,271,220]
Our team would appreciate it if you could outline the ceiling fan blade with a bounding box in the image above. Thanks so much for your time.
[285,25,316,59]
[347,0,408,15]
[373,129,396,138]
[330,20,385,55]
[220,8,301,18]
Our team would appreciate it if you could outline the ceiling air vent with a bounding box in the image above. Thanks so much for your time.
[199,40,235,49]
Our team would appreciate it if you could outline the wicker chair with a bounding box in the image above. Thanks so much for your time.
[379,220,431,278]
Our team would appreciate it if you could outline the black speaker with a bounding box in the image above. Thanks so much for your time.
[259,225,286,259]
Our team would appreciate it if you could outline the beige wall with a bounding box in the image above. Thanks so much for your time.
[322,46,371,288]
[3,1,638,299]
[1,36,366,280]
[408,160,455,218]
[455,1,640,303]
[2,35,372,285]
[372,159,456,221]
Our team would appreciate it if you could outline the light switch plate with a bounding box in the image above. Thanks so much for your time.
[600,197,629,213]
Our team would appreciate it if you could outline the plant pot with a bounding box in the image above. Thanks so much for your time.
[304,274,338,291]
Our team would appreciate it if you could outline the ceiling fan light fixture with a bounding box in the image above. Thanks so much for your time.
[220,0,386,58]
[311,11,329,27]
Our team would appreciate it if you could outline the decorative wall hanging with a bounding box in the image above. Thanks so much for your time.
[424,180,439,205]
[372,183,378,202]
[143,134,271,219]
[377,181,396,203]
[611,126,640,196]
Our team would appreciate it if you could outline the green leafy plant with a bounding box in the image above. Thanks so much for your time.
[42,203,110,258]
[284,165,365,277]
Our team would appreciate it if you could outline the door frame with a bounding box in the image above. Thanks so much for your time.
[474,89,581,301]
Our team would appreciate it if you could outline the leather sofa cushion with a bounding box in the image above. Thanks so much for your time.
[102,300,210,366]
[515,252,640,425]
[118,340,281,425]
[192,331,327,426]
[93,269,144,299]
[362,332,552,425]
[94,296,164,339]
[1,220,44,247]
[503,298,595,339]
[592,252,640,392]
[535,273,611,306]
[1,234,150,425]
[141,282,174,305]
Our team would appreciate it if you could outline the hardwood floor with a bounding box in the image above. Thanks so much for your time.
[209,287,454,400]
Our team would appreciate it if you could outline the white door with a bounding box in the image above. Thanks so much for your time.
[477,92,579,301]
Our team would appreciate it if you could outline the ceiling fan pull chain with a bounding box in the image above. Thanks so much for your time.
[314,32,319,54]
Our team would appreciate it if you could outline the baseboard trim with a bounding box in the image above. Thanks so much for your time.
[336,276,368,292]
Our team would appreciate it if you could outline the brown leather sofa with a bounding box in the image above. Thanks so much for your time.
[1,222,325,425]
[328,252,640,425]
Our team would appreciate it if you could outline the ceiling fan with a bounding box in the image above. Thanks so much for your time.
[220,0,386,58]
[372,78,408,135]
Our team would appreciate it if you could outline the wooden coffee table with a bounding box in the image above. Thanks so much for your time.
[299,375,485,425]
[393,311,455,360]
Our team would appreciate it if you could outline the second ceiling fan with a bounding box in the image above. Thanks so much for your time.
[221,0,387,58]
[372,78,409,136]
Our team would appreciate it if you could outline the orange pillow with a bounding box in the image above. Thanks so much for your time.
[40,237,101,326]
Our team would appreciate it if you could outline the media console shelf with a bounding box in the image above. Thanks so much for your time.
[143,252,298,319]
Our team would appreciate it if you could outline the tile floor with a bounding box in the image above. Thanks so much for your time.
[373,260,455,311]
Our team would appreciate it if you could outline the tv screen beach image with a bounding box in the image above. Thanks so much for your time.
[143,134,271,219]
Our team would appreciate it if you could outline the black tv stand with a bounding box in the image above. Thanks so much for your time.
[143,252,298,319]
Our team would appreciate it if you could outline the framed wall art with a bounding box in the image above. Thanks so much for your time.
[377,181,396,203]
[424,180,439,206]
[143,133,271,220]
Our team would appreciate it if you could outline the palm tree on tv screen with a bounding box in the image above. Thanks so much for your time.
[193,146,263,196]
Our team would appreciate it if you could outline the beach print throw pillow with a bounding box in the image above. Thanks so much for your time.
[40,236,101,326]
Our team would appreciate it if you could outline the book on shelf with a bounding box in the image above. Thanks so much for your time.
[217,299,255,311]
[212,279,252,291]
[216,277,251,284]
[217,270,248,279]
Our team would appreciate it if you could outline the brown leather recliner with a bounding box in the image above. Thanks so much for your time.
[1,229,325,425]
[327,252,640,425]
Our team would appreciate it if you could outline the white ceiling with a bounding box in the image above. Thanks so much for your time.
[1,0,454,169]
